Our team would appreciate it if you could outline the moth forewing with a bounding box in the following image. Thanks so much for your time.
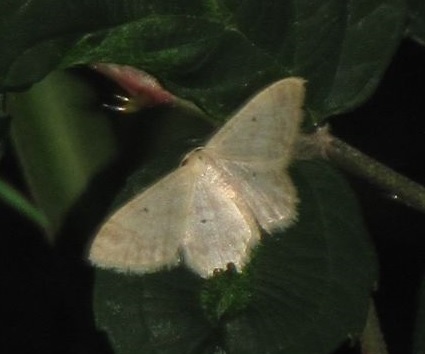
[205,77,305,161]
[89,167,194,273]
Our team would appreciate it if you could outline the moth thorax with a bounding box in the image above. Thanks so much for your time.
[181,148,211,166]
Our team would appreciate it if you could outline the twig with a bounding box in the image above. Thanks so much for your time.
[299,126,425,214]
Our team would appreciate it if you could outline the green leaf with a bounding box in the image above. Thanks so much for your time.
[8,70,117,237]
[0,0,217,90]
[413,274,425,354]
[1,0,405,123]
[0,178,48,228]
[92,159,377,354]
[407,0,425,44]
[94,269,214,354]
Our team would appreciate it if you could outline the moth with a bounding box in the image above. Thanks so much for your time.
[89,77,305,278]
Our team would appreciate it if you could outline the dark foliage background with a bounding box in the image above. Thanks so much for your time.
[1,36,425,354]
[332,39,425,354]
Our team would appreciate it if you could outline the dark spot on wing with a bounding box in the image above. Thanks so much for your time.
[252,172,257,178]
[143,207,149,213]
[200,219,207,224]
[251,116,257,122]
[226,262,237,273]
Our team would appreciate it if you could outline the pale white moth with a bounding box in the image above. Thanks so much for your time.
[89,77,305,278]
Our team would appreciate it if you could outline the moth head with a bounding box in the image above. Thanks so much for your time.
[181,147,205,166]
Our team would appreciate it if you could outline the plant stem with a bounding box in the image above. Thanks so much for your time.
[323,131,425,214]
[360,300,388,354]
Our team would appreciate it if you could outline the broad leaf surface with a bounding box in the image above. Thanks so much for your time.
[0,0,406,123]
